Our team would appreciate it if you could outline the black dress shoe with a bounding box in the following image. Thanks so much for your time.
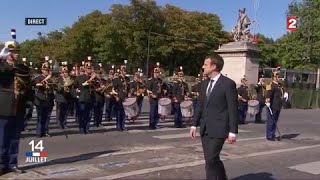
[121,128,128,132]
[4,166,26,174]
[267,138,275,141]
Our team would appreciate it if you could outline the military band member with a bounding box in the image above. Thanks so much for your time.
[74,63,86,123]
[74,62,94,134]
[0,37,30,174]
[147,67,162,129]
[93,70,105,127]
[237,77,249,124]
[255,75,266,123]
[105,69,115,121]
[33,62,54,137]
[68,66,78,117]
[55,62,72,129]
[128,72,145,123]
[159,77,169,97]
[120,66,130,93]
[112,68,127,131]
[172,67,189,128]
[265,71,283,141]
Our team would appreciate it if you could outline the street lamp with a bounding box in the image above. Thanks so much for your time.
[146,26,152,78]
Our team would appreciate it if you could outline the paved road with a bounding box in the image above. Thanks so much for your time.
[2,100,320,179]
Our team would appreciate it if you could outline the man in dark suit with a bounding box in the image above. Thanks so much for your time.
[190,54,239,180]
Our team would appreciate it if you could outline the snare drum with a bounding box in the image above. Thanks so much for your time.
[158,98,172,116]
[122,97,139,119]
[180,100,194,118]
[247,100,260,116]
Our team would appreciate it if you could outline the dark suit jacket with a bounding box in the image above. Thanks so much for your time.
[192,75,239,138]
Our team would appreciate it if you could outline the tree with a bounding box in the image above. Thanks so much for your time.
[277,0,320,70]
[16,0,256,74]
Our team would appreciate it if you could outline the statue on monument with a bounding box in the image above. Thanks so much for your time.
[231,8,255,42]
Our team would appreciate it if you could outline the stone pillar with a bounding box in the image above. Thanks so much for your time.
[215,41,261,86]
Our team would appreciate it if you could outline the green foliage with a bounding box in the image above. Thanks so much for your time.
[248,0,320,71]
[18,0,227,75]
[18,0,320,75]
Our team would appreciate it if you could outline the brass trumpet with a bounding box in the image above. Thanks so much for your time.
[63,77,74,93]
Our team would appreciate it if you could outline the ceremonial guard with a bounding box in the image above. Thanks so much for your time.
[0,29,31,174]
[254,75,266,123]
[265,71,284,141]
[74,58,95,134]
[237,77,249,124]
[92,64,105,127]
[190,74,201,113]
[172,67,189,128]
[147,64,163,129]
[55,62,73,129]
[34,60,54,137]
[112,67,127,131]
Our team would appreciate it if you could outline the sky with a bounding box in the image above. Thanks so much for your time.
[0,0,294,43]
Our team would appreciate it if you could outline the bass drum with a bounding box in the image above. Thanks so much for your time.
[122,97,139,119]
[180,100,194,118]
[247,100,260,116]
[158,98,172,116]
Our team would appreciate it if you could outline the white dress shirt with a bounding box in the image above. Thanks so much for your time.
[191,73,236,138]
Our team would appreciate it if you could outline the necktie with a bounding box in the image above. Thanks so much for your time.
[206,79,214,98]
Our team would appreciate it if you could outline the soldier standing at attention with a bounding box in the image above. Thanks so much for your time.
[0,29,30,174]
[265,71,284,141]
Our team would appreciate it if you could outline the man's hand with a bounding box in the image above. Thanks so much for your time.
[227,133,236,144]
[190,127,197,139]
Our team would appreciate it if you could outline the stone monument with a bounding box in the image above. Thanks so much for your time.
[215,8,261,85]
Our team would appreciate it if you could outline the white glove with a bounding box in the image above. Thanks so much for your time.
[283,92,289,101]
[265,102,270,107]
[0,47,10,59]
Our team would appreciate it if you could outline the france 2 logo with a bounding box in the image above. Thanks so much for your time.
[287,16,297,31]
